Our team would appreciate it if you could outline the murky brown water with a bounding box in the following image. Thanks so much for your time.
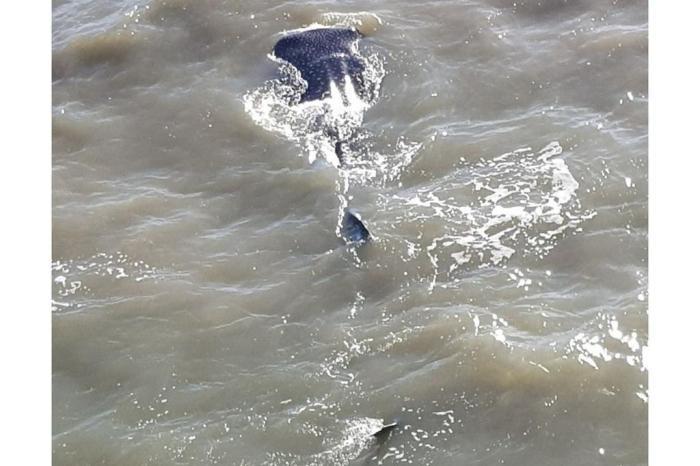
[53,0,648,464]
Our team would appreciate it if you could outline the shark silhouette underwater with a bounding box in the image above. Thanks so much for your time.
[271,26,376,244]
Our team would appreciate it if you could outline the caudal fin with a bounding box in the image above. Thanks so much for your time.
[340,209,370,243]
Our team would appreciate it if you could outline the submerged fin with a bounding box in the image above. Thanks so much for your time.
[341,209,370,243]
[372,420,399,439]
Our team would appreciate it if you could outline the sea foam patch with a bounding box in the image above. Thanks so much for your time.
[381,142,595,282]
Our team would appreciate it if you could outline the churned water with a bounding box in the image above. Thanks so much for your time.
[53,1,648,464]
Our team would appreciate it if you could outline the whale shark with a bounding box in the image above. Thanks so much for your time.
[272,27,373,243]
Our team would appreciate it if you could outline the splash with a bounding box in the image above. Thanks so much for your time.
[265,415,384,466]
[311,417,385,465]
[381,142,595,282]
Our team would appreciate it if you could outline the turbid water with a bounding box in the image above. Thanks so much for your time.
[52,1,648,464]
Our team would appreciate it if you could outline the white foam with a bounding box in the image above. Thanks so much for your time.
[309,417,384,465]
[382,142,594,277]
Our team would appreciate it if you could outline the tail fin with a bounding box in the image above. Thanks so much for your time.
[340,209,370,243]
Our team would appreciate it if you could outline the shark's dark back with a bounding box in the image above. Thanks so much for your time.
[268,28,373,243]
[273,28,365,102]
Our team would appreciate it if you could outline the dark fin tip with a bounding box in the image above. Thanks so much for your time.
[372,420,399,438]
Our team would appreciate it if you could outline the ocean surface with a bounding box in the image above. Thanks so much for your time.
[52,0,648,464]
